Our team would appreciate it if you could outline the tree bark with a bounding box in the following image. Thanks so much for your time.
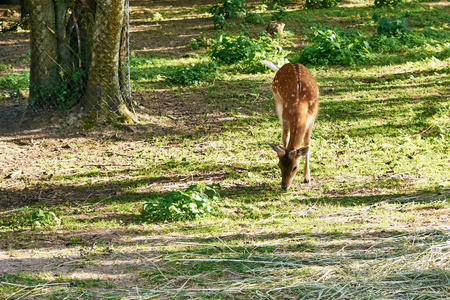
[85,0,135,121]
[20,0,30,29]
[29,0,59,106]
[55,1,71,73]
[28,0,134,119]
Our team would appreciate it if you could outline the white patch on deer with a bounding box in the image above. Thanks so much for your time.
[276,103,283,121]
[306,116,315,131]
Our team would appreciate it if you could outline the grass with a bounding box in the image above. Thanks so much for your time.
[1,0,449,298]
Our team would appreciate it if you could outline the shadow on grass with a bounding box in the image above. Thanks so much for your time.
[0,209,449,299]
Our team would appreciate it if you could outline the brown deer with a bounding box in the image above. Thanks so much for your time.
[261,60,319,190]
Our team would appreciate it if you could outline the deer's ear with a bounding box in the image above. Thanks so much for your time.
[267,142,286,158]
[288,146,310,159]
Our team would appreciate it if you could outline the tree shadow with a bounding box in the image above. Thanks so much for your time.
[1,215,448,299]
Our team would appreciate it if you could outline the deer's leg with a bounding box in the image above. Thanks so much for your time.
[303,124,313,184]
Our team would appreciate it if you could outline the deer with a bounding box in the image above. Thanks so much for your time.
[261,60,319,190]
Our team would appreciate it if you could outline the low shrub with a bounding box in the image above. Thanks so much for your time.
[209,32,289,73]
[0,71,29,90]
[369,29,450,62]
[141,183,220,222]
[211,0,247,19]
[373,13,410,36]
[260,0,292,10]
[212,15,227,28]
[374,0,402,8]
[271,9,288,21]
[188,34,212,50]
[165,62,218,85]
[0,207,61,230]
[29,70,84,110]
[292,28,372,66]
[245,12,266,25]
[304,0,339,9]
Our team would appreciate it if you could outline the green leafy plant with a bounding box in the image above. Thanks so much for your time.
[260,0,292,10]
[212,15,227,28]
[0,207,61,230]
[0,71,29,90]
[374,0,401,8]
[292,28,372,66]
[211,0,247,22]
[141,183,220,222]
[188,33,212,50]
[271,9,288,21]
[165,62,218,85]
[149,12,164,21]
[0,64,12,71]
[373,13,410,37]
[245,12,266,25]
[29,69,85,110]
[209,32,289,73]
[30,208,61,230]
[304,0,339,9]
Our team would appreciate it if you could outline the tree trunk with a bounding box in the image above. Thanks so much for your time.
[29,0,59,106]
[55,1,71,73]
[20,0,30,29]
[28,0,135,120]
[85,0,135,122]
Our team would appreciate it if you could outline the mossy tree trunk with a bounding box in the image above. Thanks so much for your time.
[28,0,135,121]
[85,0,134,121]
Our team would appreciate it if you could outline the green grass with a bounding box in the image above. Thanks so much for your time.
[1,0,449,298]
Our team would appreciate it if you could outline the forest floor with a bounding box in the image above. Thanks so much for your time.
[0,0,449,299]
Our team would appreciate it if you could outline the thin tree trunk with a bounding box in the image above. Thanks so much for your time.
[20,0,30,29]
[55,1,71,74]
[29,0,59,106]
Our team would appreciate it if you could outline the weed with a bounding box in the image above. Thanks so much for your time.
[140,183,221,222]
[0,64,12,71]
[261,0,292,10]
[211,0,247,27]
[291,27,372,66]
[304,0,339,9]
[211,0,247,19]
[188,33,212,50]
[271,9,288,21]
[245,12,266,25]
[209,32,290,73]
[149,12,163,21]
[0,71,29,90]
[374,0,402,8]
[0,207,61,230]
[165,62,218,85]
[29,69,85,110]
[373,13,410,36]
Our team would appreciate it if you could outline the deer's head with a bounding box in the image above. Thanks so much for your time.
[267,143,309,189]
